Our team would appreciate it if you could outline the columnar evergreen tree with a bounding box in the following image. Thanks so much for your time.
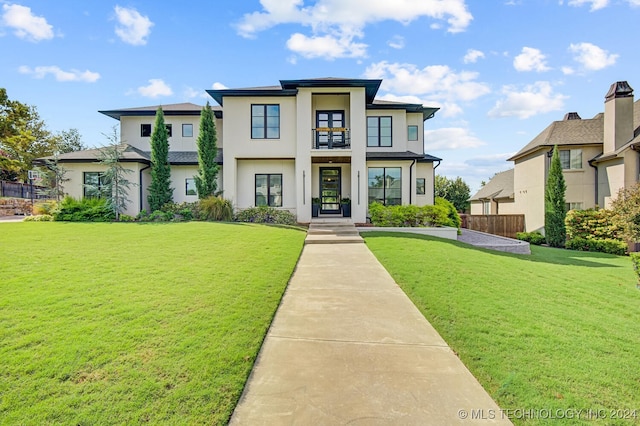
[545,145,567,247]
[195,102,219,198]
[147,107,173,211]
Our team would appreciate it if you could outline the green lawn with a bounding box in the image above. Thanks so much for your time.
[0,222,305,425]
[364,233,640,425]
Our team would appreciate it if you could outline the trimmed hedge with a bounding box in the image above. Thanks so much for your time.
[368,202,450,227]
[435,197,461,229]
[516,231,546,245]
[565,208,622,240]
[565,237,627,256]
[234,206,296,225]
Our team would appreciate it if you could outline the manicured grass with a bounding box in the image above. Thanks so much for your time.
[364,233,640,425]
[0,222,305,425]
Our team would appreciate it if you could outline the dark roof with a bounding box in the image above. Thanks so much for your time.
[40,145,223,165]
[470,169,514,201]
[366,151,441,162]
[369,99,439,121]
[280,78,382,104]
[99,103,222,120]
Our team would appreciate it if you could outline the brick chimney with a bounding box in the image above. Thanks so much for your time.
[564,112,581,120]
[604,81,634,153]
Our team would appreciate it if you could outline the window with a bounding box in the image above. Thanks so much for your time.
[141,124,152,137]
[560,149,582,169]
[182,123,193,137]
[186,178,197,196]
[255,174,282,207]
[368,167,401,205]
[165,124,172,137]
[408,125,419,141]
[416,178,426,195]
[252,104,280,139]
[566,202,584,211]
[83,172,104,198]
[367,116,392,147]
[483,201,491,215]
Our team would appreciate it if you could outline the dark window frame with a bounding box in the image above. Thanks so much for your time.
[255,173,283,207]
[368,167,402,206]
[367,116,393,147]
[141,124,152,137]
[416,178,426,195]
[165,124,172,137]
[185,178,197,196]
[83,171,104,198]
[251,104,280,139]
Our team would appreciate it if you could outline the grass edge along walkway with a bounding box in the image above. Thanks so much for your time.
[0,222,306,425]
[363,232,640,426]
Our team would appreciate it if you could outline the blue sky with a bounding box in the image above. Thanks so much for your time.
[1,0,638,192]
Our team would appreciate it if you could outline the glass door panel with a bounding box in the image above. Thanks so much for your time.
[320,168,341,213]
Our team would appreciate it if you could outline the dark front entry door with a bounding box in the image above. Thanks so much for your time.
[320,167,341,214]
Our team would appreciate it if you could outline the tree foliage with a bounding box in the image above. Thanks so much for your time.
[97,129,136,221]
[38,152,69,201]
[55,128,87,153]
[147,107,173,211]
[195,102,219,198]
[434,175,471,212]
[611,183,640,243]
[545,146,567,247]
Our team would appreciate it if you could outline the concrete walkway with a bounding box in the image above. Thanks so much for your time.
[230,221,511,425]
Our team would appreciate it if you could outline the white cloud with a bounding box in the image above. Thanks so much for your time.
[488,81,568,119]
[1,4,54,42]
[136,79,173,98]
[568,42,617,71]
[211,82,228,90]
[236,0,472,58]
[567,0,609,10]
[424,127,486,150]
[286,32,367,59]
[18,65,100,82]
[513,47,550,72]
[463,49,484,64]
[561,66,575,75]
[364,61,490,117]
[387,35,405,49]
[114,6,153,46]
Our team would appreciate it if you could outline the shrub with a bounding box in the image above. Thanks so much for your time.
[368,202,449,227]
[160,202,198,221]
[565,208,622,241]
[53,197,115,222]
[516,231,546,245]
[118,214,135,222]
[33,200,57,215]
[24,214,53,222]
[234,206,296,225]
[147,210,173,222]
[435,197,461,229]
[565,237,627,255]
[630,253,640,284]
[198,196,233,221]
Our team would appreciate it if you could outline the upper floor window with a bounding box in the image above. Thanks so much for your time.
[408,125,419,141]
[367,116,392,147]
[182,124,193,137]
[141,124,151,137]
[560,149,582,169]
[165,124,172,137]
[252,104,280,139]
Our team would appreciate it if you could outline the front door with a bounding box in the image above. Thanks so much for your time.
[320,167,341,214]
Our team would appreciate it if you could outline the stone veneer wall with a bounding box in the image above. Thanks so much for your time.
[0,198,34,216]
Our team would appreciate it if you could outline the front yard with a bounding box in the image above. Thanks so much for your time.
[0,222,305,424]
[364,232,640,424]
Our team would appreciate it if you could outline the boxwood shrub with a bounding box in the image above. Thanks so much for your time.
[516,231,546,245]
[234,206,296,225]
[368,202,449,227]
[565,237,627,255]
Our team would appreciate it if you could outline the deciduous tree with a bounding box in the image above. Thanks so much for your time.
[435,175,471,212]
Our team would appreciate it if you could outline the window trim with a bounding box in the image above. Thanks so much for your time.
[83,172,104,198]
[255,173,283,207]
[416,178,426,195]
[367,116,393,147]
[559,149,582,170]
[251,104,280,139]
[185,178,197,196]
[408,125,419,141]
[368,167,402,206]
[182,123,193,137]
[141,124,152,137]
[165,124,172,137]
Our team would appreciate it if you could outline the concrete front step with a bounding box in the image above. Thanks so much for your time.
[305,234,364,244]
[305,222,363,244]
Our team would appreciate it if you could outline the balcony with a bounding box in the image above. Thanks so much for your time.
[312,128,351,150]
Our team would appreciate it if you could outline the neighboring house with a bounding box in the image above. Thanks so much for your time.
[484,81,639,233]
[45,78,441,223]
[469,169,515,215]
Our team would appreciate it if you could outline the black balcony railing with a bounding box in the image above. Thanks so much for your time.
[312,128,351,149]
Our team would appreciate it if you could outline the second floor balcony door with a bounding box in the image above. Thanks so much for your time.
[316,111,345,149]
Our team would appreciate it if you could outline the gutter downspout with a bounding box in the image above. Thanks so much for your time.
[433,159,441,205]
[588,158,598,207]
[409,159,416,204]
[139,164,151,213]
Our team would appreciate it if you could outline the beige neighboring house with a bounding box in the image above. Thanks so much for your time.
[469,169,516,215]
[44,78,442,223]
[481,81,640,233]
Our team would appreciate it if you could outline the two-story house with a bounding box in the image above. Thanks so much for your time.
[471,81,640,233]
[49,78,441,223]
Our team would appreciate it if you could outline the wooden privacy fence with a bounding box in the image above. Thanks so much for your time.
[0,181,47,200]
[460,214,525,239]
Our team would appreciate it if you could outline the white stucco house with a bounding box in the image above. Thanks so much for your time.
[48,78,442,223]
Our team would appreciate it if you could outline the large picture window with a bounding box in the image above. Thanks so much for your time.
[367,116,392,147]
[255,174,282,207]
[252,104,280,139]
[83,172,104,198]
[560,149,582,169]
[368,167,401,205]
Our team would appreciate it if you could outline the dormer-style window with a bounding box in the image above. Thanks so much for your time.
[252,104,280,139]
